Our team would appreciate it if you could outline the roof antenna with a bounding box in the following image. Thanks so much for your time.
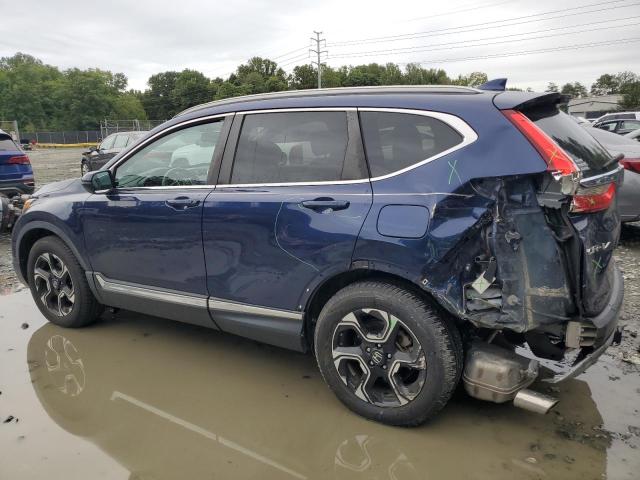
[477,78,507,91]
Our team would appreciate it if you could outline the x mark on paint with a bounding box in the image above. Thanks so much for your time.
[448,159,462,185]
[592,257,603,279]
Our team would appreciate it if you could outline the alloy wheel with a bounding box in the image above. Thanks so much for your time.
[33,253,75,317]
[331,308,427,407]
[81,162,89,175]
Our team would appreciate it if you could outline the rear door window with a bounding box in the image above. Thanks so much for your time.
[527,108,613,174]
[620,120,640,132]
[359,111,463,177]
[231,111,353,184]
[0,137,18,151]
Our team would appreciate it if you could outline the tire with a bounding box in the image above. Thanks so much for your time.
[80,161,89,176]
[314,280,462,427]
[27,236,103,328]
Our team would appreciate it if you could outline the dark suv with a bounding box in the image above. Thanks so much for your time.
[81,131,146,174]
[11,86,623,426]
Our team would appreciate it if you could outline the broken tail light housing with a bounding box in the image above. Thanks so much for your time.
[7,155,31,165]
[571,183,616,213]
[620,158,640,174]
[502,109,581,194]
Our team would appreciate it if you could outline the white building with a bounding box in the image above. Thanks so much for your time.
[567,94,622,120]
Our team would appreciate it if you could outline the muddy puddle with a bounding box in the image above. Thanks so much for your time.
[1,290,639,479]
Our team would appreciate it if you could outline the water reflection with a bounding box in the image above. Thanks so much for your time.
[27,313,607,480]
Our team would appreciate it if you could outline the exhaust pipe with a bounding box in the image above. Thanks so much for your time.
[513,389,558,414]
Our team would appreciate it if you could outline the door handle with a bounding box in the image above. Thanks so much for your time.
[165,197,200,210]
[301,198,350,212]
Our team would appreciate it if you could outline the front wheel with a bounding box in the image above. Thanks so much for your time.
[80,161,89,176]
[314,281,462,426]
[27,236,103,328]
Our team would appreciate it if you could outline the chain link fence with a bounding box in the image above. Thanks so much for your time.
[0,120,20,142]
[100,119,165,139]
[20,131,101,144]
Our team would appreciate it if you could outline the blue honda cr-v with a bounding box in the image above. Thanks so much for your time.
[11,85,623,425]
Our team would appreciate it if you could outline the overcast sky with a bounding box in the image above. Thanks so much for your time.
[1,0,639,92]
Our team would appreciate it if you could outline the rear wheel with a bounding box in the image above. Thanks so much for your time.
[27,236,102,328]
[314,281,462,426]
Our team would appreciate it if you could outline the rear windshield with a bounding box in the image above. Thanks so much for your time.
[0,136,18,151]
[526,108,613,174]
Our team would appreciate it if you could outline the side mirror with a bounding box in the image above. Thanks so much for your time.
[82,170,114,193]
[89,146,98,152]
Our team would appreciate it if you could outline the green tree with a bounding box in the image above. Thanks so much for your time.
[172,69,213,112]
[404,64,450,85]
[560,82,588,99]
[590,74,617,95]
[289,64,317,90]
[0,53,63,130]
[141,71,180,119]
[546,82,559,93]
[620,81,640,109]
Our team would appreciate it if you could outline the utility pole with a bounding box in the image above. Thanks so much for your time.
[310,31,327,89]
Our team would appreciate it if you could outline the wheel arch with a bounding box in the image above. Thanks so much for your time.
[302,267,446,352]
[15,221,90,285]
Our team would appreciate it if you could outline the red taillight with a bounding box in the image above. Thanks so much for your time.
[620,158,640,174]
[571,183,616,213]
[7,155,30,165]
[502,109,579,176]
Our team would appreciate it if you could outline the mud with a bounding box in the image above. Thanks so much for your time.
[0,148,639,479]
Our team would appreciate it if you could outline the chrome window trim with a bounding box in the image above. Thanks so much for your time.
[106,107,477,190]
[580,164,624,188]
[208,297,303,321]
[95,273,208,308]
[218,107,477,188]
[108,113,232,174]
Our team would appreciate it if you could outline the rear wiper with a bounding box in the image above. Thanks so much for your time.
[603,152,624,169]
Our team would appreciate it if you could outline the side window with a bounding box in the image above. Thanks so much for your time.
[113,134,129,149]
[597,122,617,132]
[231,111,349,184]
[621,120,640,131]
[100,134,116,150]
[360,111,463,177]
[115,120,224,188]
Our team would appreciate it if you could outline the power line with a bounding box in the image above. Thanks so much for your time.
[328,17,640,59]
[329,0,639,47]
[395,36,640,65]
[405,0,518,22]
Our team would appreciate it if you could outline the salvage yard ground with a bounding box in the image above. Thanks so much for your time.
[0,148,639,479]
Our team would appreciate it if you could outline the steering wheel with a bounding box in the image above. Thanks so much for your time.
[161,167,194,186]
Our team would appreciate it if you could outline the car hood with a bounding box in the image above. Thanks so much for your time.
[33,178,83,198]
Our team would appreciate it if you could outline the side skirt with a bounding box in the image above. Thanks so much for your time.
[90,273,305,351]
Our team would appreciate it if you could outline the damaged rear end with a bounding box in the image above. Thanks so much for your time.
[458,93,623,413]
